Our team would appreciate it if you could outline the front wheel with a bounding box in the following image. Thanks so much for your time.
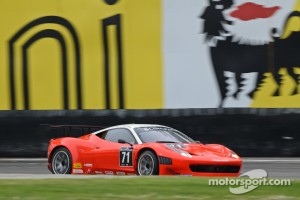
[137,150,159,175]
[51,147,72,174]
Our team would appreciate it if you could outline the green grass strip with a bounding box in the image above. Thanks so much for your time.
[0,176,299,200]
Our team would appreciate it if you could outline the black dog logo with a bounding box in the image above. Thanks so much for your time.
[201,0,300,107]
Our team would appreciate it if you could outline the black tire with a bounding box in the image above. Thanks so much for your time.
[51,147,72,174]
[137,150,159,175]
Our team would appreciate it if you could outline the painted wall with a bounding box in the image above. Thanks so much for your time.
[0,0,163,110]
[164,0,300,108]
[1,0,300,109]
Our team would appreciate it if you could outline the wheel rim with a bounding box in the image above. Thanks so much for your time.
[52,151,70,174]
[138,153,154,175]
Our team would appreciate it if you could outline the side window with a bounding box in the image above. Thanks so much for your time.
[96,130,108,139]
[105,128,137,144]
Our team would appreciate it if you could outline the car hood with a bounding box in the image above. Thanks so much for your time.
[164,143,234,158]
[187,143,232,157]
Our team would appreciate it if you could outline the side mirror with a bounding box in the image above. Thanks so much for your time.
[118,139,126,144]
[118,139,133,146]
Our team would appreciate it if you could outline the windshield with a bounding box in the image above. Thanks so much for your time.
[134,127,195,143]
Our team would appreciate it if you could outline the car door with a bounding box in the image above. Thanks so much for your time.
[93,128,137,175]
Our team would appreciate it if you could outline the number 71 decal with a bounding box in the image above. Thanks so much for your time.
[120,146,133,166]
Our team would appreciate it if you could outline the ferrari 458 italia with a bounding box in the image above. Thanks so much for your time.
[47,124,242,176]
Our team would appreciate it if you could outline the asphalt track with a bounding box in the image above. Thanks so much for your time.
[0,158,299,179]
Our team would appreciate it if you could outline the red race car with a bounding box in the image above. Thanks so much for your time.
[47,124,242,176]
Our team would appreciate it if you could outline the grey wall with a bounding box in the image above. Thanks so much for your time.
[0,109,299,157]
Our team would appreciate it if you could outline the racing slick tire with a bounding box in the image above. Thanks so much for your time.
[51,147,72,174]
[137,150,159,175]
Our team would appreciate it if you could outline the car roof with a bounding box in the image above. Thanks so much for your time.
[92,124,167,134]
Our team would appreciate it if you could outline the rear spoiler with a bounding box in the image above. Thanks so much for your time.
[41,124,106,137]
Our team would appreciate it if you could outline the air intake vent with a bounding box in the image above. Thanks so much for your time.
[158,156,172,165]
[190,165,240,173]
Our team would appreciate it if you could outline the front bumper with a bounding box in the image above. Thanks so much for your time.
[158,156,242,177]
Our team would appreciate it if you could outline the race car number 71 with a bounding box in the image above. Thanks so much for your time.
[120,147,133,166]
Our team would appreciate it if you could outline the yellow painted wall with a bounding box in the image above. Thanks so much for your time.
[0,0,163,110]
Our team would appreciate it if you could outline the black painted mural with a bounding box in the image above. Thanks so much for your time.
[200,0,300,108]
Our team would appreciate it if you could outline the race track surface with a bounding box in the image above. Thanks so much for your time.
[0,158,299,179]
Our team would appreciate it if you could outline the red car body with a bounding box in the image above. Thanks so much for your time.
[47,124,242,176]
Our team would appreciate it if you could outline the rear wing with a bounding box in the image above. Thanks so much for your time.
[41,124,106,137]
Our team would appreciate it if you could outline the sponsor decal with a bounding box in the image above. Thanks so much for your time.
[143,127,173,131]
[105,171,114,175]
[73,162,82,169]
[73,169,83,174]
[95,171,103,174]
[116,171,126,175]
[84,163,93,167]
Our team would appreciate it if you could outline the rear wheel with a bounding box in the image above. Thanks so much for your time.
[51,147,72,174]
[137,150,159,175]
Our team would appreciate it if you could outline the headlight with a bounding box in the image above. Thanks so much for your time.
[165,144,192,158]
[180,152,192,158]
[231,151,239,159]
